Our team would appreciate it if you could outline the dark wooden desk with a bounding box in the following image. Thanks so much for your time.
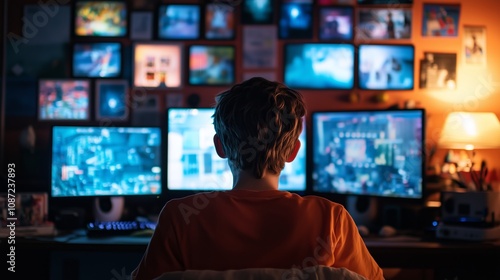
[2,233,500,280]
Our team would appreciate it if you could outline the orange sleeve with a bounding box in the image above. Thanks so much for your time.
[132,205,183,280]
[332,207,384,280]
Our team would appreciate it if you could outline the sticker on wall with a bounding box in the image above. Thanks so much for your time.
[419,52,457,90]
[422,4,460,37]
[463,25,487,66]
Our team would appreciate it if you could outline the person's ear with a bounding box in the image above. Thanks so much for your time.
[286,140,301,162]
[213,134,226,158]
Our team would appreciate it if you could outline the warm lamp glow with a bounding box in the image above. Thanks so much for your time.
[438,112,500,150]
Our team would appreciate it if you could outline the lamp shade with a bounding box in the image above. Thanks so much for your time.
[438,112,500,150]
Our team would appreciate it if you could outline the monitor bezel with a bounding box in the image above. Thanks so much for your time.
[71,41,124,79]
[132,41,184,89]
[156,3,202,40]
[49,125,164,198]
[187,45,236,86]
[37,78,92,122]
[309,108,426,201]
[72,0,129,39]
[357,43,415,91]
[283,42,356,90]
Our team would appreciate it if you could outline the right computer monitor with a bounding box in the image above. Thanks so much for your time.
[311,109,424,199]
[166,108,307,192]
[358,44,415,91]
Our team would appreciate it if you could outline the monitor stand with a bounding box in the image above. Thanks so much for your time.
[346,196,379,229]
[93,197,124,222]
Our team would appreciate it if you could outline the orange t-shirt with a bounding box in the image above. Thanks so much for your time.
[132,189,384,280]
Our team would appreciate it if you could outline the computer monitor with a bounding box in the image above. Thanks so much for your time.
[166,108,306,192]
[311,109,424,199]
[358,44,415,90]
[284,43,355,90]
[51,126,162,198]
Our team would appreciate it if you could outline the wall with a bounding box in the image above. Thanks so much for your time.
[3,0,500,188]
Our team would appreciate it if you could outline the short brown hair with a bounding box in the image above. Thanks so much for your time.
[213,77,306,178]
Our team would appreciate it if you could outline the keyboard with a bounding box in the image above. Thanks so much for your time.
[86,221,157,238]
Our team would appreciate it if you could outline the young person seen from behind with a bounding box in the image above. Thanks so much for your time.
[132,78,384,280]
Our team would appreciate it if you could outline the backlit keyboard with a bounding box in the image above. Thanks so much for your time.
[87,220,156,237]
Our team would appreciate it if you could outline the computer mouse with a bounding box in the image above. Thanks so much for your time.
[358,225,370,237]
[379,225,397,237]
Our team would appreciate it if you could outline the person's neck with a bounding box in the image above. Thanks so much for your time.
[231,169,280,191]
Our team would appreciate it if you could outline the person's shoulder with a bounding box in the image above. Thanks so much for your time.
[300,194,346,211]
[163,191,222,209]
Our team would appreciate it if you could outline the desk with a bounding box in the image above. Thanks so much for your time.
[2,233,500,280]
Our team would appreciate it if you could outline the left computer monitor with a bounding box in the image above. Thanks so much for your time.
[166,108,306,192]
[51,126,162,197]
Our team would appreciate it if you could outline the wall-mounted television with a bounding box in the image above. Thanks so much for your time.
[51,126,162,197]
[167,108,307,192]
[319,6,354,41]
[72,42,122,78]
[358,44,415,90]
[74,1,127,37]
[205,2,235,39]
[279,1,313,39]
[38,79,90,121]
[95,80,129,121]
[157,4,200,40]
[188,45,235,86]
[357,8,412,40]
[284,43,355,89]
[311,109,424,199]
[133,43,183,88]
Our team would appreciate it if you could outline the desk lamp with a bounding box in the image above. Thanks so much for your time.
[438,112,500,187]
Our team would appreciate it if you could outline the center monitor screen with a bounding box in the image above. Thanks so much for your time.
[284,43,355,90]
[312,110,424,199]
[167,108,306,191]
[51,126,162,197]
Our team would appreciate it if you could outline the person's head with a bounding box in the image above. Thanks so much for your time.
[213,77,306,179]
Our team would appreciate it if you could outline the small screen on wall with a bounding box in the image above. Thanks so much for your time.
[74,1,127,37]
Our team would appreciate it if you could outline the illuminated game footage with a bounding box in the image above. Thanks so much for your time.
[73,42,122,78]
[133,43,183,88]
[51,127,162,197]
[189,46,235,85]
[205,3,235,39]
[284,43,354,89]
[312,110,424,199]
[158,4,200,39]
[167,108,306,191]
[38,80,90,121]
[75,1,127,37]
[319,6,353,40]
[96,80,128,120]
[358,44,415,90]
[242,0,274,24]
[279,1,313,39]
